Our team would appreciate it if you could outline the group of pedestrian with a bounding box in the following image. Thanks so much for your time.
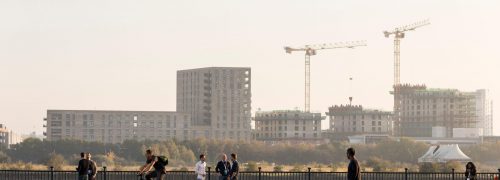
[194,153,239,180]
[76,152,97,180]
[74,147,480,180]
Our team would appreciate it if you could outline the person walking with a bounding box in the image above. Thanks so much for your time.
[76,152,91,180]
[138,149,167,180]
[215,154,231,180]
[86,152,97,180]
[229,153,239,180]
[346,147,360,180]
[465,162,477,180]
[195,154,207,180]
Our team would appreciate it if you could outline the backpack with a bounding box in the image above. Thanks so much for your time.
[156,155,169,167]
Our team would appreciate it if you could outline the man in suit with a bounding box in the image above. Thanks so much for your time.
[215,154,231,180]
[229,153,239,180]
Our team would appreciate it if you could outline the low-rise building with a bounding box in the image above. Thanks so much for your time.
[326,105,393,140]
[254,110,325,142]
[44,110,196,143]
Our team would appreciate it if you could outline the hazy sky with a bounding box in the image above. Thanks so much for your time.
[1,0,499,135]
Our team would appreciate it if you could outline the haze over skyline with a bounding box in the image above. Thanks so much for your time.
[1,0,499,135]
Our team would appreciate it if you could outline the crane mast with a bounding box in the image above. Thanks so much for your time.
[384,19,430,135]
[284,41,367,112]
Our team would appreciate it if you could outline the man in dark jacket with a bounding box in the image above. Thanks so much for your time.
[86,152,97,180]
[76,152,90,180]
[215,154,231,180]
[229,153,239,180]
[138,149,165,180]
[346,147,361,180]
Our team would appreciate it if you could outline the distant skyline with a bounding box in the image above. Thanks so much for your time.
[1,0,499,135]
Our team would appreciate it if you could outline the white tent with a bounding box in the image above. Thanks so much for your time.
[418,144,471,163]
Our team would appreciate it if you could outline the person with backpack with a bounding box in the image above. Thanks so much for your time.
[195,154,207,180]
[76,152,91,180]
[138,149,168,180]
[86,152,97,180]
[215,154,231,180]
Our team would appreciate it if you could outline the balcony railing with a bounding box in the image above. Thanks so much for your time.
[0,167,499,180]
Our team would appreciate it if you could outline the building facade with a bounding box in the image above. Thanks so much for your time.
[254,110,324,141]
[327,105,393,136]
[177,67,252,140]
[45,110,193,143]
[0,124,23,148]
[395,85,482,137]
[475,89,493,136]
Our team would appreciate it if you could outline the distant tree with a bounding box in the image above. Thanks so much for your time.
[290,164,305,172]
[444,161,462,172]
[46,152,66,170]
[178,146,196,164]
[273,165,284,172]
[419,162,442,172]
[246,161,258,171]
[0,151,11,163]
[366,156,391,171]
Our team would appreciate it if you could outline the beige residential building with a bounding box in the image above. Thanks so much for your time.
[45,110,194,143]
[394,85,486,137]
[0,124,23,148]
[254,110,325,141]
[327,105,393,136]
[177,67,252,140]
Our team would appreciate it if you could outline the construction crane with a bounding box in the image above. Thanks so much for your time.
[284,41,367,112]
[384,19,430,135]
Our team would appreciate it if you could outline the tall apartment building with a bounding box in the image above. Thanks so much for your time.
[254,110,324,141]
[177,67,252,140]
[394,85,488,137]
[326,105,393,136]
[44,110,192,143]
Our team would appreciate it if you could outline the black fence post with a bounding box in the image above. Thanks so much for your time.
[404,168,408,180]
[452,168,455,180]
[258,167,262,180]
[497,169,499,180]
[308,167,311,180]
[103,166,107,180]
[50,166,54,180]
[207,167,211,180]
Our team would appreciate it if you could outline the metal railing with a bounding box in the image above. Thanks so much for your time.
[0,167,499,180]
